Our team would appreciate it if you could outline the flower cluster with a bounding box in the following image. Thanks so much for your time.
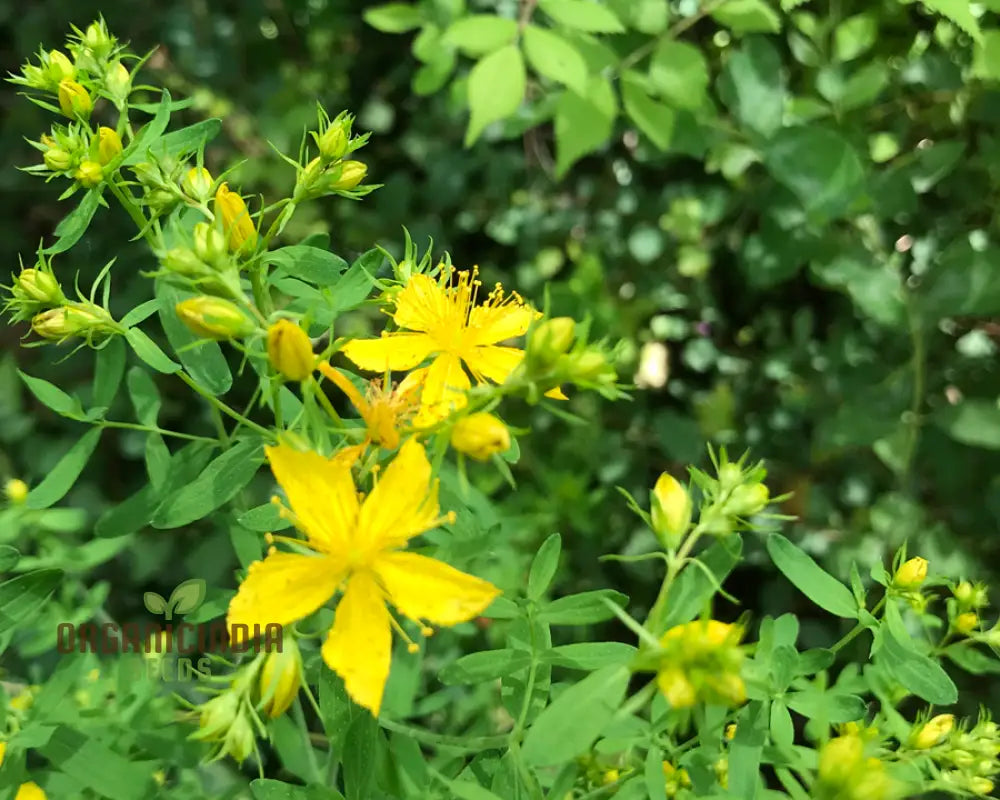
[654,620,747,709]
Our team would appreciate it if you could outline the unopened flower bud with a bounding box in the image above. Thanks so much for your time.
[331,160,367,190]
[657,668,696,709]
[223,711,255,764]
[316,120,350,161]
[182,167,214,201]
[601,769,619,785]
[97,127,122,165]
[4,478,29,505]
[192,222,228,268]
[145,189,180,215]
[194,691,241,739]
[75,160,102,188]
[175,297,254,340]
[724,482,769,517]
[83,20,115,58]
[46,50,75,84]
[450,412,511,461]
[258,637,302,719]
[970,777,995,796]
[31,303,114,342]
[215,183,257,253]
[43,147,73,172]
[650,472,692,549]
[266,319,315,382]
[13,269,64,305]
[529,317,576,366]
[105,61,131,101]
[570,349,613,382]
[14,782,46,800]
[955,612,978,635]
[725,724,737,741]
[718,463,743,491]
[894,557,928,590]
[911,714,954,749]
[58,79,92,119]
[954,581,975,606]
[162,247,207,277]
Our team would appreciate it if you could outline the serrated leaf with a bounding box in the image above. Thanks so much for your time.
[466,45,526,145]
[921,0,982,43]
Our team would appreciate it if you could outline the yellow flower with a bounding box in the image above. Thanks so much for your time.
[656,620,746,708]
[267,319,315,382]
[0,740,5,766]
[4,479,29,504]
[57,79,91,118]
[955,611,979,634]
[319,362,421,458]
[342,266,562,427]
[215,182,257,252]
[894,557,928,589]
[75,160,103,188]
[226,438,500,715]
[450,412,510,461]
[15,782,47,800]
[96,127,122,165]
[911,714,954,749]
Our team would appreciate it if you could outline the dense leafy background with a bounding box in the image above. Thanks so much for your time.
[3,0,1000,790]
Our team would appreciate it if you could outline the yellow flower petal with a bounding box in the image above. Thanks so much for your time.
[461,345,524,385]
[15,782,47,800]
[266,444,358,555]
[227,552,343,630]
[468,302,539,346]
[375,551,500,626]
[392,274,454,333]
[319,362,371,420]
[321,570,391,716]
[414,353,471,427]
[357,438,440,550]
[331,443,366,469]
[341,332,437,372]
[545,386,568,400]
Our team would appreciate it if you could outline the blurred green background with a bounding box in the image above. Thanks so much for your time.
[3,0,1000,719]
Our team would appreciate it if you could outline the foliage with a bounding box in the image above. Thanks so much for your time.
[2,1,1000,798]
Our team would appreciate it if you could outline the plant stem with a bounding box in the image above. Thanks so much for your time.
[177,371,274,440]
[292,697,324,784]
[377,718,508,751]
[618,0,733,74]
[97,420,217,443]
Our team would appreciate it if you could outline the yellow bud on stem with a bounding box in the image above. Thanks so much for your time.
[911,714,954,749]
[450,412,511,461]
[331,160,367,191]
[215,183,257,252]
[58,79,92,119]
[266,319,315,382]
[894,557,928,590]
[4,479,29,505]
[650,472,692,548]
[97,127,122,165]
[258,638,303,719]
[75,160,103,188]
[175,297,254,340]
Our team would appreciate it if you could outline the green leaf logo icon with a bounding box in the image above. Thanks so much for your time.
[143,578,206,620]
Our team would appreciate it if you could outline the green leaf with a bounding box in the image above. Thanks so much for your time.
[834,13,878,61]
[523,26,589,96]
[0,569,62,634]
[38,725,155,800]
[0,546,19,572]
[528,533,562,600]
[26,428,102,510]
[327,249,382,317]
[522,665,630,766]
[125,328,181,374]
[878,629,958,704]
[539,0,626,33]
[450,784,505,800]
[764,125,866,220]
[649,40,709,110]
[127,366,161,427]
[120,89,172,163]
[343,712,378,800]
[934,400,1000,449]
[921,0,982,43]
[92,336,126,410]
[364,3,424,33]
[554,77,617,177]
[766,534,858,618]
[156,281,232,396]
[919,243,1000,319]
[973,30,1000,80]
[943,644,1000,675]
[43,189,101,255]
[444,15,519,56]
[712,0,782,33]
[663,536,742,629]
[238,502,292,532]
[440,649,533,684]
[251,780,344,799]
[542,642,637,670]
[466,45,526,145]
[151,438,263,528]
[267,246,349,286]
[717,36,785,137]
[785,690,866,722]
[538,589,629,624]
[18,370,84,419]
[622,72,676,150]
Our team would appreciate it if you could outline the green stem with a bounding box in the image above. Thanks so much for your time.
[177,371,274,440]
[106,178,161,249]
[512,608,539,740]
[617,0,733,74]
[377,719,508,752]
[830,596,886,654]
[96,420,217,443]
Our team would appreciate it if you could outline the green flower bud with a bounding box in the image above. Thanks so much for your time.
[162,248,207,277]
[83,20,115,59]
[31,303,115,343]
[258,637,303,719]
[911,714,954,749]
[43,147,73,172]
[175,296,254,340]
[528,317,576,366]
[223,711,255,763]
[192,222,228,267]
[330,160,367,190]
[193,691,241,740]
[105,61,131,102]
[718,463,743,491]
[46,50,75,84]
[13,268,65,305]
[316,119,350,161]
[182,167,214,202]
[724,482,769,517]
[570,349,614,382]
[145,189,181,215]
